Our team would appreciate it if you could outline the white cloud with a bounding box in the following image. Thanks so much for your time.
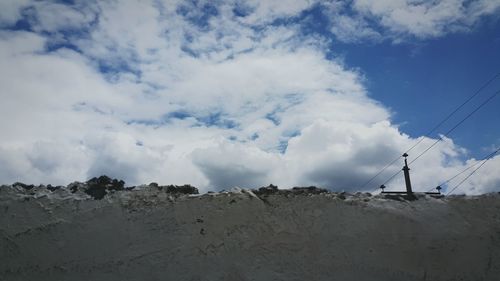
[29,2,95,33]
[236,0,317,25]
[0,0,32,26]
[330,14,382,43]
[456,156,500,194]
[348,0,500,40]
[0,0,498,194]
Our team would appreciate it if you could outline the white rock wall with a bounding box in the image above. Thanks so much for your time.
[1,188,500,281]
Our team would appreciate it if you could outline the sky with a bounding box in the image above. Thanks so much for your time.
[0,0,499,194]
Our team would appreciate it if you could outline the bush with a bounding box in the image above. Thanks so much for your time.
[85,175,125,199]
[12,182,35,190]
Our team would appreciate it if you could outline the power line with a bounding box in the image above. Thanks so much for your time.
[369,167,403,193]
[404,72,500,157]
[360,155,402,190]
[360,72,500,190]
[426,164,479,192]
[446,147,500,195]
[427,148,500,192]
[383,169,402,186]
[372,88,499,192]
[408,89,499,166]
[420,72,500,139]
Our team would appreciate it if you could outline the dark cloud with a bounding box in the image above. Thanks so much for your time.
[191,144,275,190]
[195,163,269,190]
[304,160,399,192]
[87,155,138,185]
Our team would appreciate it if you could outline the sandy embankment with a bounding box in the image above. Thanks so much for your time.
[1,186,500,281]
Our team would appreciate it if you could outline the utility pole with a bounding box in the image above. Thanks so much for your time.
[402,153,413,195]
[379,153,442,198]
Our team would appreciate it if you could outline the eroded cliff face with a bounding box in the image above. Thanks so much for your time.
[1,186,500,281]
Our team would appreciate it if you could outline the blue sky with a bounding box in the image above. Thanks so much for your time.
[336,22,500,158]
[0,0,499,194]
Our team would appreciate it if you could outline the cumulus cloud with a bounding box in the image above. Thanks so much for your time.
[0,0,498,194]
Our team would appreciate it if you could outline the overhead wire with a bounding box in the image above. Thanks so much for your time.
[426,147,500,192]
[408,89,499,166]
[360,155,402,190]
[362,71,500,191]
[382,169,402,186]
[446,147,500,195]
[377,89,499,193]
[404,71,500,158]
[426,163,480,192]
